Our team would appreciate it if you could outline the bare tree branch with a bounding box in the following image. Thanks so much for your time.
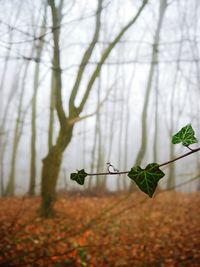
[48,0,67,131]
[77,0,149,114]
[69,0,103,117]
[68,80,116,125]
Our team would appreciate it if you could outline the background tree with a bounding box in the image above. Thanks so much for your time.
[129,0,167,191]
[5,59,32,196]
[40,0,148,217]
[28,4,47,196]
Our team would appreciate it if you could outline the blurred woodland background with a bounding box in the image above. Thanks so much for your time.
[1,1,200,266]
[0,0,200,204]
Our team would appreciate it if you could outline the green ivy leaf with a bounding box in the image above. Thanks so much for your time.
[70,169,88,185]
[172,124,198,146]
[128,163,165,197]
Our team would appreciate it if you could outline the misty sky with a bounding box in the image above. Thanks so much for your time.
[0,0,200,194]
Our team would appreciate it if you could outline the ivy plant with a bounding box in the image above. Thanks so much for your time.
[70,124,200,197]
[71,169,88,185]
[128,163,165,197]
[172,124,198,146]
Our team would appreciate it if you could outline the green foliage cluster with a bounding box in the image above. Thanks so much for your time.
[71,124,199,197]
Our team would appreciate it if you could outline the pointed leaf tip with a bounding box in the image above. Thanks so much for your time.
[172,124,198,147]
[70,169,88,185]
[128,163,165,197]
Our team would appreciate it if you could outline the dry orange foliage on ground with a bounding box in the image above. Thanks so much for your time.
[0,191,200,266]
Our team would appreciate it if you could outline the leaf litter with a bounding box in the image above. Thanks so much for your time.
[0,191,199,266]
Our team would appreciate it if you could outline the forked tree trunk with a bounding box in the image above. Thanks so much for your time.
[40,0,148,217]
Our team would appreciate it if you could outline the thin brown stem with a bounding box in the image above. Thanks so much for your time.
[159,147,200,167]
[85,147,200,176]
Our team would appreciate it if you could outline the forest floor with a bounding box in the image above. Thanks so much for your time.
[0,191,200,267]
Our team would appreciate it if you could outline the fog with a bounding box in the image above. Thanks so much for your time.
[0,0,200,196]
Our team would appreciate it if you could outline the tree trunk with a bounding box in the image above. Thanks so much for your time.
[153,67,159,163]
[6,134,19,196]
[28,8,47,196]
[40,147,62,217]
[6,59,31,196]
[166,16,184,189]
[48,72,56,150]
[0,67,20,196]
[28,57,41,196]
[40,126,73,217]
[129,0,167,191]
[167,142,176,188]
